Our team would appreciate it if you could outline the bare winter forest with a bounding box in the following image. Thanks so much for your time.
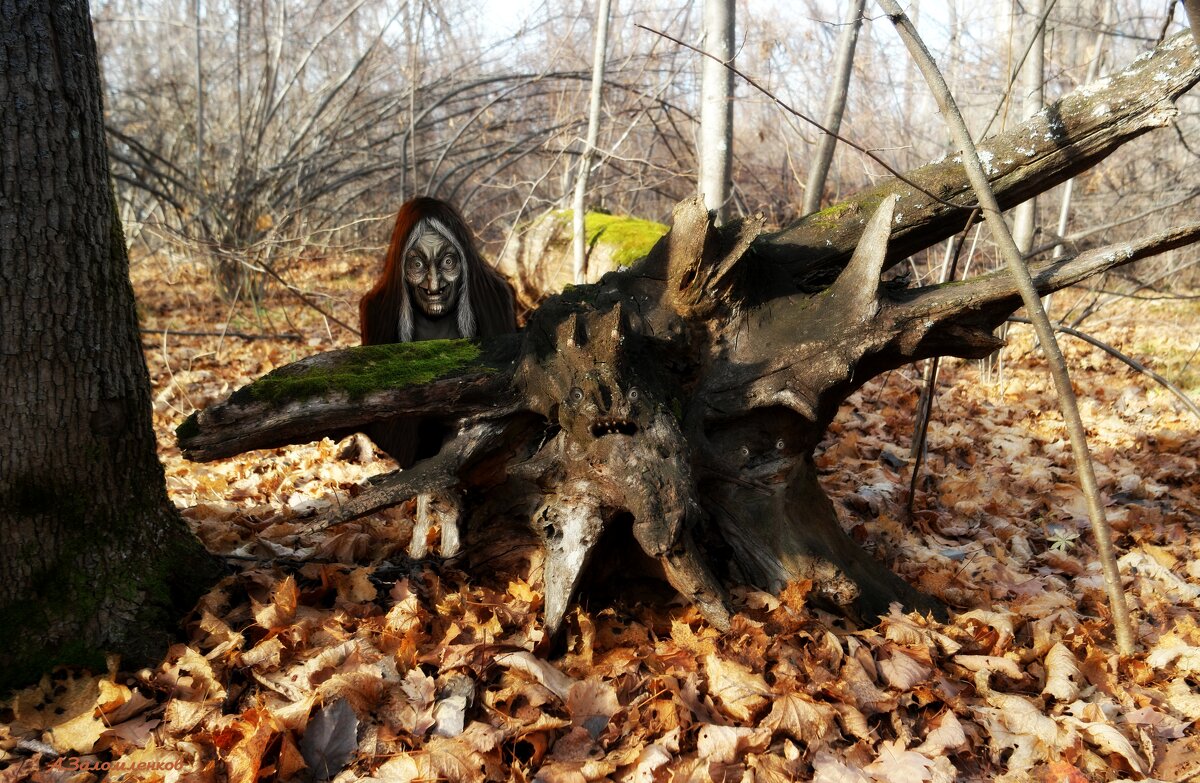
[96,0,1200,293]
[5,1,1200,781]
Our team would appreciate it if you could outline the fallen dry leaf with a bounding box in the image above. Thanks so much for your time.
[368,736,487,783]
[495,651,576,701]
[913,710,968,757]
[760,692,838,745]
[565,678,620,739]
[1041,643,1082,702]
[813,750,872,783]
[695,723,771,762]
[300,698,358,781]
[703,654,772,722]
[864,739,956,783]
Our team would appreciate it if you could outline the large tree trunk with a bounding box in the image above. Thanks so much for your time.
[178,32,1200,637]
[0,0,221,691]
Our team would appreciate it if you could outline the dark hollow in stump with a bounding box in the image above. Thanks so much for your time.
[178,33,1200,636]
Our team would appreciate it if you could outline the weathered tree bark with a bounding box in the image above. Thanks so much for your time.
[179,32,1200,636]
[0,0,222,691]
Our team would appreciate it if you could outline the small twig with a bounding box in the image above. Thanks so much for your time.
[634,23,963,210]
[978,0,1060,139]
[1066,255,1200,330]
[1080,288,1200,302]
[1158,0,1178,47]
[1008,316,1200,422]
[878,0,1136,655]
[1028,188,1200,258]
[140,328,304,341]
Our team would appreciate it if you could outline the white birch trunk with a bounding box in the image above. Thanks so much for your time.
[572,0,612,284]
[1046,0,1112,316]
[699,0,734,222]
[802,0,867,216]
[1012,0,1046,254]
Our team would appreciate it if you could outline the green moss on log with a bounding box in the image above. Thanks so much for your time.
[807,201,856,228]
[229,340,484,406]
[536,210,668,268]
[581,212,670,267]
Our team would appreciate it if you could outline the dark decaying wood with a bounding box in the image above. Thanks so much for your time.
[179,33,1200,636]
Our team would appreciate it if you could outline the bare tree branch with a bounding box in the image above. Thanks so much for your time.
[877,0,1137,655]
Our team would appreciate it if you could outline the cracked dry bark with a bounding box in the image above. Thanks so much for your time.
[179,32,1200,636]
[1,0,222,689]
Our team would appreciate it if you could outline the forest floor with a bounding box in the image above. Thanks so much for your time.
[4,251,1200,783]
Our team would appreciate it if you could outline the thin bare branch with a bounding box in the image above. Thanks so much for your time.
[634,22,963,209]
[877,0,1137,655]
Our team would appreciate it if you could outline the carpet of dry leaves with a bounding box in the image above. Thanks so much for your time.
[4,253,1200,783]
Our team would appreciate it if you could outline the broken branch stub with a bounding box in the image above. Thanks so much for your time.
[822,193,898,323]
[664,197,764,317]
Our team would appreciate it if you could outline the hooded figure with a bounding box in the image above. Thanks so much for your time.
[360,197,517,466]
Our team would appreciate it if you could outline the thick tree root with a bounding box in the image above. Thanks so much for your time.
[408,490,464,559]
[660,529,732,631]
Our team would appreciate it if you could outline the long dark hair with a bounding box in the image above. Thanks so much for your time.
[359,197,515,345]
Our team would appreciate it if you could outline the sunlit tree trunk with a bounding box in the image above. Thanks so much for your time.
[699,0,734,222]
[1011,0,1046,254]
[802,0,866,216]
[0,0,220,691]
[1184,0,1200,47]
[194,0,204,180]
[572,0,612,284]
[1047,0,1112,317]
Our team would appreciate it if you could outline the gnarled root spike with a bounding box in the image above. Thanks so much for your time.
[823,194,899,321]
[438,491,463,557]
[409,493,434,559]
[537,491,606,638]
[659,528,731,631]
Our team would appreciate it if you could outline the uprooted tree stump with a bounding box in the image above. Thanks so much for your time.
[179,33,1200,636]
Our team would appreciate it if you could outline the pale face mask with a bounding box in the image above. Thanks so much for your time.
[404,226,463,318]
